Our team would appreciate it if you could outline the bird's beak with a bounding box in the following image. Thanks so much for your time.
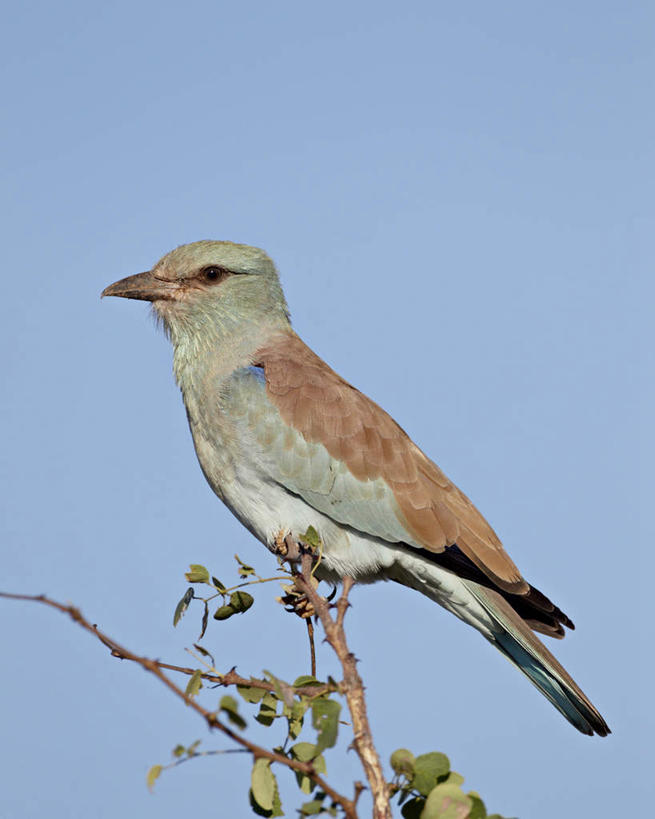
[101,270,178,302]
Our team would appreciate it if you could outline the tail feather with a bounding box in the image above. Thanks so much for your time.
[464,581,610,737]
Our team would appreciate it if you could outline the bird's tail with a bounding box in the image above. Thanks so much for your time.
[462,581,610,736]
[391,552,609,736]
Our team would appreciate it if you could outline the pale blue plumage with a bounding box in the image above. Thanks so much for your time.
[224,367,415,546]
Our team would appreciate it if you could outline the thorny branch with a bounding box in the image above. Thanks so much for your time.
[283,537,391,819]
[0,590,359,818]
[1,539,390,818]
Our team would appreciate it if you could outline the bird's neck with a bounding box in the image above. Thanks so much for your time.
[165,304,289,397]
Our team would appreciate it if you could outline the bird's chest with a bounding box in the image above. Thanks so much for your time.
[181,373,277,541]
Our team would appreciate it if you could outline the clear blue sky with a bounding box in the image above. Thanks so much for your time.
[1,2,651,817]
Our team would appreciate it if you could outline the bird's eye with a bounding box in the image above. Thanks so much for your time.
[203,266,225,282]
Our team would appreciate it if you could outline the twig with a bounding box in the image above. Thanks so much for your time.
[0,591,358,818]
[95,635,337,698]
[306,618,317,678]
[291,549,392,819]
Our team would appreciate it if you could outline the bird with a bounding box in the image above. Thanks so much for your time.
[102,239,609,736]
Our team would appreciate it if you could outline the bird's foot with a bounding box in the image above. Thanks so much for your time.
[273,530,303,562]
[278,574,319,619]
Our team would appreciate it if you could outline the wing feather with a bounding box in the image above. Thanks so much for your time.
[247,330,528,594]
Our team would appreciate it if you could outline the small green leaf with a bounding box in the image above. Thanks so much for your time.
[234,554,255,576]
[199,603,209,640]
[192,643,215,664]
[213,604,236,620]
[220,695,247,729]
[300,799,325,815]
[301,526,322,549]
[212,576,226,591]
[420,783,471,819]
[185,564,210,583]
[173,588,194,626]
[467,793,487,819]
[185,669,203,698]
[312,698,341,754]
[172,744,185,758]
[146,764,162,791]
[249,789,271,817]
[255,692,278,726]
[290,742,318,762]
[443,772,465,787]
[296,773,313,795]
[287,716,304,739]
[187,740,201,756]
[391,748,416,777]
[271,784,283,818]
[293,675,323,688]
[251,758,276,812]
[237,683,267,704]
[412,752,451,796]
[291,741,325,794]
[230,590,254,613]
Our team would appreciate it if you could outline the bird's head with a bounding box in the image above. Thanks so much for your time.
[102,240,290,345]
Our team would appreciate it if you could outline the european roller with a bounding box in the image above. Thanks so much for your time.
[102,240,609,737]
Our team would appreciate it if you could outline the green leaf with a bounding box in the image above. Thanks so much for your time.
[173,588,194,626]
[146,764,162,791]
[220,695,247,730]
[412,752,451,796]
[291,743,326,794]
[230,590,254,613]
[300,799,325,815]
[401,797,425,819]
[293,675,323,688]
[212,576,226,591]
[391,748,416,777]
[296,772,314,795]
[172,744,185,758]
[235,554,255,576]
[290,742,318,763]
[238,683,267,704]
[301,526,322,549]
[284,699,306,740]
[213,604,236,620]
[185,669,203,698]
[443,772,465,787]
[220,694,239,711]
[187,740,201,756]
[192,643,215,664]
[251,758,276,812]
[420,783,471,819]
[311,698,341,754]
[271,784,284,818]
[199,603,209,640]
[185,564,210,583]
[255,692,278,726]
[467,793,487,819]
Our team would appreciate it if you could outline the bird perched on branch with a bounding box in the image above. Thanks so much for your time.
[103,240,609,736]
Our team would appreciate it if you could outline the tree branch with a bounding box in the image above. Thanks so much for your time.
[289,546,392,819]
[0,591,358,818]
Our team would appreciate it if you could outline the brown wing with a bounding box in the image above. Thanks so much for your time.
[256,330,529,595]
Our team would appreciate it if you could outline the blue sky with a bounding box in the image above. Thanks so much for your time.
[1,2,651,817]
